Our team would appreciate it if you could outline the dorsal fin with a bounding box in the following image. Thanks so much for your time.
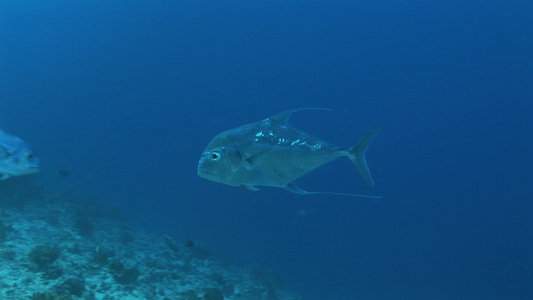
[270,108,332,126]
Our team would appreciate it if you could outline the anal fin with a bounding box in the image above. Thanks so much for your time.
[241,184,259,191]
[284,181,381,199]
[285,181,308,194]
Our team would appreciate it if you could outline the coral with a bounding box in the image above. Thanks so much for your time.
[108,258,140,284]
[180,290,200,300]
[30,292,71,300]
[203,288,224,300]
[29,244,61,268]
[222,284,235,297]
[58,276,85,297]
[43,265,63,280]
[119,230,134,245]
[0,220,11,240]
[185,239,195,248]
[108,258,124,273]
[0,248,15,260]
[73,215,94,236]
[210,272,226,285]
[116,266,140,284]
[92,244,116,265]
[0,184,305,299]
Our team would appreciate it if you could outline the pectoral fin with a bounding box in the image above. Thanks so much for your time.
[240,147,270,168]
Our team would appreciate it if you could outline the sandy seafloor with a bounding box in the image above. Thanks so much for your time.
[0,180,304,300]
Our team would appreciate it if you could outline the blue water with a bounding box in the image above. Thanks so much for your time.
[2,1,532,299]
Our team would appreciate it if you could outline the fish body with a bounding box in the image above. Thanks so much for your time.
[197,109,380,196]
[0,130,39,180]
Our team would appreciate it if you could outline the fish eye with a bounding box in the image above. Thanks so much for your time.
[27,153,34,159]
[210,151,222,162]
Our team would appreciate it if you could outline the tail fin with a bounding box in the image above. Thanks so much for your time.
[347,125,381,186]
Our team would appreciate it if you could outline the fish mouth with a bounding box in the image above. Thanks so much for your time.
[197,169,216,179]
[197,169,213,175]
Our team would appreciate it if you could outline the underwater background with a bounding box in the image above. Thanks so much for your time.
[1,0,532,299]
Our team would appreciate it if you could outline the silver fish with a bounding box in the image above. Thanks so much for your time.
[197,109,381,197]
[0,130,40,180]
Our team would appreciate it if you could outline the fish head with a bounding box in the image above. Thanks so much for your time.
[197,132,244,186]
[0,138,40,180]
[197,145,241,185]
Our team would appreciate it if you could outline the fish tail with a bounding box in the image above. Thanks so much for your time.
[347,125,381,186]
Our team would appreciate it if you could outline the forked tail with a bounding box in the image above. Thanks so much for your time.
[347,125,381,186]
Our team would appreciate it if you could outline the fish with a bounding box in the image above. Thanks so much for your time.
[57,169,71,177]
[197,109,381,198]
[0,130,40,180]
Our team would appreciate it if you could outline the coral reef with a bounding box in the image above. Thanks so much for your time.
[29,244,61,268]
[30,292,71,300]
[0,181,305,300]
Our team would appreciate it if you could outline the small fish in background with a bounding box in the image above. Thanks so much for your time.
[0,130,40,180]
[197,109,381,198]
[57,169,71,178]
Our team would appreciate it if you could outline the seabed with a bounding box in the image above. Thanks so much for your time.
[0,180,304,300]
